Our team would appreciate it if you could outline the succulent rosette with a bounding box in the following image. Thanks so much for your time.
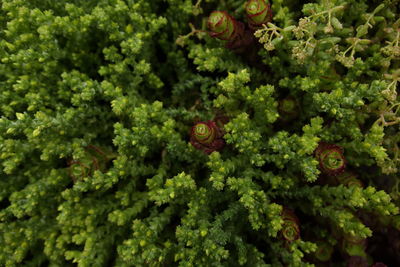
[207,11,255,52]
[214,114,230,130]
[315,142,346,176]
[68,158,92,182]
[314,241,334,262]
[393,215,400,231]
[245,0,273,30]
[278,96,299,121]
[207,11,241,41]
[341,233,367,259]
[281,208,300,242]
[346,256,369,267]
[190,120,225,154]
[336,171,364,188]
[343,234,367,248]
[67,145,113,182]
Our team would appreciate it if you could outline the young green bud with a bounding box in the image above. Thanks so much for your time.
[336,171,363,188]
[315,142,346,176]
[278,96,299,121]
[245,0,273,30]
[314,241,334,262]
[331,17,343,30]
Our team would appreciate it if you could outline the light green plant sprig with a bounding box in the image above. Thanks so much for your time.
[113,101,190,162]
[227,175,283,234]
[207,157,291,236]
[55,188,122,267]
[215,69,251,97]
[310,82,374,119]
[0,106,111,174]
[265,117,323,182]
[174,195,271,266]
[292,3,346,64]
[255,1,345,63]
[188,43,247,72]
[214,69,279,123]
[335,37,372,68]
[67,152,140,193]
[178,201,266,266]
[0,169,69,266]
[149,172,197,206]
[6,169,68,219]
[281,240,317,267]
[300,1,385,68]
[223,113,265,166]
[117,206,176,266]
[0,215,55,266]
[355,3,386,38]
[362,122,398,174]
[382,69,400,103]
[175,23,207,47]
[270,0,296,27]
[326,208,372,238]
[381,18,400,60]
[108,192,149,226]
[281,184,398,237]
[207,152,245,190]
[1,0,400,266]
[257,1,394,68]
[335,4,389,68]
[0,1,193,265]
[168,189,239,266]
[246,84,280,124]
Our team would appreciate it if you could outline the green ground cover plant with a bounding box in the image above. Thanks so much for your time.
[0,0,399,266]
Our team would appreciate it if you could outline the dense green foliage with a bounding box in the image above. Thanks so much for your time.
[0,0,399,266]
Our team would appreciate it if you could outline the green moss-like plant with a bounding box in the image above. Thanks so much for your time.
[0,0,399,266]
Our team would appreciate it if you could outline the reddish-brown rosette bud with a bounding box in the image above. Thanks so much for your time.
[278,96,299,121]
[281,208,300,242]
[245,0,273,30]
[67,145,114,182]
[190,121,225,154]
[346,256,369,267]
[214,114,230,130]
[315,142,346,176]
[314,241,334,262]
[336,171,363,188]
[207,11,255,53]
[341,233,367,259]
[207,11,242,41]
[343,234,367,248]
[192,122,216,144]
[68,159,92,182]
[393,215,400,231]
